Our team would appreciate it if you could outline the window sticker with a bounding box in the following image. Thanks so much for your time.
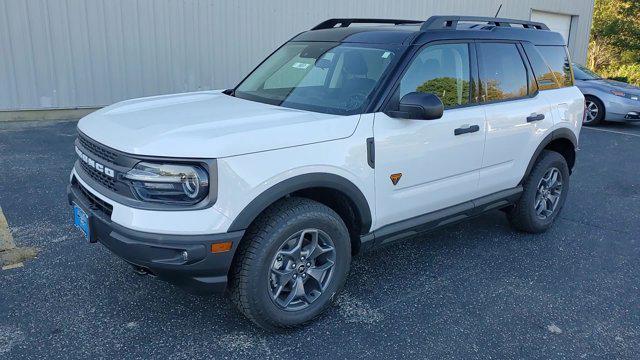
[382,51,392,59]
[292,62,311,69]
[322,53,335,60]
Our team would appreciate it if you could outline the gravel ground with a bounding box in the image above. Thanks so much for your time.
[0,120,639,359]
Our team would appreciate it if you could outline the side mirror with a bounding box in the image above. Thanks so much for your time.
[385,92,444,120]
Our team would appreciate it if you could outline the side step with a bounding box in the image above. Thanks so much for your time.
[361,187,523,250]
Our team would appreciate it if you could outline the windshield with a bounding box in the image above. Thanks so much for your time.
[572,63,602,80]
[234,42,399,115]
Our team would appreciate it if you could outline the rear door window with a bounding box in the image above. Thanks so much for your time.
[477,43,529,102]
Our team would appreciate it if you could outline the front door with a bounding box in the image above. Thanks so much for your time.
[373,42,486,229]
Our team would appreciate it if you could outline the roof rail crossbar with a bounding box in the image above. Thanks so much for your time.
[420,16,549,31]
[311,18,422,30]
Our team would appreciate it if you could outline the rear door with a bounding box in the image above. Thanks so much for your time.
[475,42,556,196]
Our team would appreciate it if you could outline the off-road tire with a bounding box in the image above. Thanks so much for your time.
[508,150,570,233]
[229,197,351,330]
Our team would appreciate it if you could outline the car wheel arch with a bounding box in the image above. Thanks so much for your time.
[227,173,373,238]
[520,128,577,185]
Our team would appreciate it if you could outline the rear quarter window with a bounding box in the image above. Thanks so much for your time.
[527,45,574,89]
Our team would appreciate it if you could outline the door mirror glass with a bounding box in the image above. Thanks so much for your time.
[386,92,444,120]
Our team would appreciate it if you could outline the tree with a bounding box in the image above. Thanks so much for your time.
[588,0,640,84]
[416,77,470,107]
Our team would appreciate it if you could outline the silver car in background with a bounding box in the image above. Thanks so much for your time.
[573,63,640,125]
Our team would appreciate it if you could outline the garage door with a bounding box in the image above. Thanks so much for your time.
[531,10,572,45]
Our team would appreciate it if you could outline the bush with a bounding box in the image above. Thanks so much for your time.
[607,76,629,83]
[600,64,640,86]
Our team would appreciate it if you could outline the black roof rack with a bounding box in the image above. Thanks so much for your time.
[421,16,549,31]
[297,16,561,46]
[311,18,422,30]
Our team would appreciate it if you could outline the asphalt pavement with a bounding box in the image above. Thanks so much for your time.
[0,120,639,359]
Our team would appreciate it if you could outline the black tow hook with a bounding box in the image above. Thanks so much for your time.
[133,266,157,278]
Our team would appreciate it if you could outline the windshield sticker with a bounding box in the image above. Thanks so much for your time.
[382,51,392,59]
[292,62,311,69]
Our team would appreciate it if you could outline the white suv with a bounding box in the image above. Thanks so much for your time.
[68,16,584,329]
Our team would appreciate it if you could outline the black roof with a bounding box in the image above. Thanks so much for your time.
[291,16,566,46]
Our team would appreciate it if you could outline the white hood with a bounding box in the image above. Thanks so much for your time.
[78,91,359,158]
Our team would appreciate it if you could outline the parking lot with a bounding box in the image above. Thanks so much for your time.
[1,119,639,359]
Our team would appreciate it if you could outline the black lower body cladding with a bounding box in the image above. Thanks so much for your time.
[68,179,244,294]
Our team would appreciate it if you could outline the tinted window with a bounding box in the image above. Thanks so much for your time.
[535,45,574,88]
[524,44,559,90]
[572,62,601,81]
[399,43,471,108]
[477,43,528,102]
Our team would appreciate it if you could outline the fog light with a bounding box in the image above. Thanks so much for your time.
[181,251,189,261]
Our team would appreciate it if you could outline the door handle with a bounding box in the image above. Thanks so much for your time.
[454,124,480,136]
[527,113,545,122]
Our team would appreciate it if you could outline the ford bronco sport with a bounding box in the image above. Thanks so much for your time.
[68,16,584,329]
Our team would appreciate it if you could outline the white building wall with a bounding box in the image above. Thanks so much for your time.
[0,0,595,111]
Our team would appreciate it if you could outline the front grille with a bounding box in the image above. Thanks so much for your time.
[78,134,118,163]
[73,179,113,217]
[79,160,117,191]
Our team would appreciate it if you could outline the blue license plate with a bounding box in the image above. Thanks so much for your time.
[73,203,90,240]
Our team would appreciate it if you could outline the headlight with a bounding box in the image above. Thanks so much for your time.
[124,162,209,205]
[611,90,639,101]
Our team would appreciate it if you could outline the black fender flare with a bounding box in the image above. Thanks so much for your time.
[520,128,578,184]
[227,173,372,234]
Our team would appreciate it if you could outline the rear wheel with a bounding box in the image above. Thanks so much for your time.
[229,197,351,330]
[508,151,570,233]
[584,96,605,125]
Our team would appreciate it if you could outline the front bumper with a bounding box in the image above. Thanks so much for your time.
[605,95,640,121]
[68,179,244,294]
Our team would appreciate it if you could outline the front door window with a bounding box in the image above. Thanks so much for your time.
[399,43,471,108]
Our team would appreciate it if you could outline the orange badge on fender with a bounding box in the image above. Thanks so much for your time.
[390,173,402,186]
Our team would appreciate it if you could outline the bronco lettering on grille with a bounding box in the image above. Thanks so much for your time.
[75,146,115,178]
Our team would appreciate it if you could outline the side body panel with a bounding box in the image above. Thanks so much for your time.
[478,87,582,196]
[214,113,376,232]
[544,86,584,132]
[372,108,485,229]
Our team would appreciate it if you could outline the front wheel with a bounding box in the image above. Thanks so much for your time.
[229,197,351,330]
[508,151,570,233]
[584,96,605,126]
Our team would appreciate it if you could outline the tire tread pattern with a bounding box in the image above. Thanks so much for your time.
[508,150,569,233]
[228,197,348,330]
